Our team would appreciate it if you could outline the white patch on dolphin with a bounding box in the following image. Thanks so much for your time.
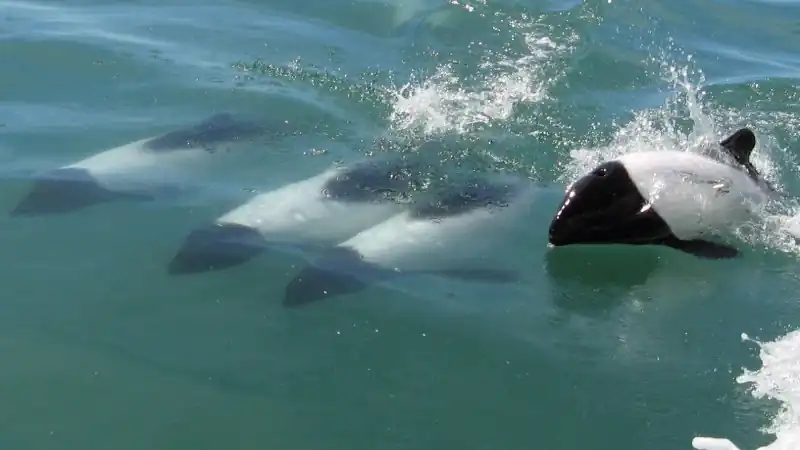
[548,129,774,258]
[167,156,426,275]
[11,113,267,216]
[282,175,542,307]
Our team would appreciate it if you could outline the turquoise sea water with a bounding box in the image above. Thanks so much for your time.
[3,0,800,449]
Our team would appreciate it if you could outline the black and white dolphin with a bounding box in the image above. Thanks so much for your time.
[548,128,779,258]
[11,113,267,216]
[282,174,542,307]
[167,156,428,275]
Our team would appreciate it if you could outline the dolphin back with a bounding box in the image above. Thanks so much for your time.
[409,176,524,220]
[144,113,267,152]
[321,157,430,204]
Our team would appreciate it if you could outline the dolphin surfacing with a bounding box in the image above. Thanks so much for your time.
[10,113,266,216]
[548,128,775,258]
[282,176,538,307]
[166,156,429,275]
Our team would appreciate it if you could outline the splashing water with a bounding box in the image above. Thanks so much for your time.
[558,57,800,257]
[536,47,800,450]
[558,63,774,184]
[388,18,575,136]
[693,332,800,450]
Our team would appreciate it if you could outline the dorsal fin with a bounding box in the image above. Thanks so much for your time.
[719,128,762,181]
[720,128,756,167]
[718,128,781,196]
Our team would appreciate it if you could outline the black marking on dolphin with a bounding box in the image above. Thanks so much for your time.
[144,113,267,153]
[547,158,741,259]
[10,167,152,216]
[320,157,429,204]
[409,177,519,220]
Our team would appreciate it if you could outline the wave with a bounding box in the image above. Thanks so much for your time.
[693,332,800,450]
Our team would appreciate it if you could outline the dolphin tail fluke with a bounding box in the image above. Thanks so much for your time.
[10,168,151,216]
[662,237,740,259]
[168,223,268,275]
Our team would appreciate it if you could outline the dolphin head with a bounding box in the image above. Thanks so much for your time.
[168,223,268,275]
[548,160,672,247]
[11,168,145,216]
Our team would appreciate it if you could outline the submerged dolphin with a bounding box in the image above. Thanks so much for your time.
[282,175,541,307]
[11,113,267,216]
[167,156,430,275]
[548,128,777,258]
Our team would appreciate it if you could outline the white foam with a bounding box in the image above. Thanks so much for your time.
[388,18,575,136]
[693,331,800,450]
[561,64,781,186]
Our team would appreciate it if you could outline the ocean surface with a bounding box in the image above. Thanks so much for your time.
[3,0,800,449]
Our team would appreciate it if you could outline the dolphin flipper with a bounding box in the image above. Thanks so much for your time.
[662,237,740,259]
[168,223,270,275]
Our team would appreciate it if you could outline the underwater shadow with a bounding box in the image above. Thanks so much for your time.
[544,244,666,318]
